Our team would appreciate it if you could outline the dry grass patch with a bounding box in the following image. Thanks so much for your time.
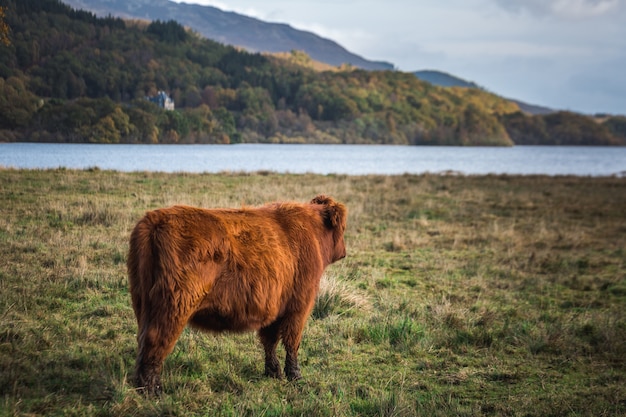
[313,271,371,319]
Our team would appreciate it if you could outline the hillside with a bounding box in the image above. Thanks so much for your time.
[0,0,623,146]
[60,0,394,71]
[414,70,555,116]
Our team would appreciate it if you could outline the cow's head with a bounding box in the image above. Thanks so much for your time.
[311,195,347,262]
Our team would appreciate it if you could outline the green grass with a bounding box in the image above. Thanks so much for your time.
[1,168,625,416]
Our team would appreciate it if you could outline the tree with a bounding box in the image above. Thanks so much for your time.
[500,111,549,145]
[544,112,616,145]
[127,104,159,143]
[602,116,626,145]
[146,20,188,43]
[0,77,40,128]
[90,116,120,143]
[0,6,10,46]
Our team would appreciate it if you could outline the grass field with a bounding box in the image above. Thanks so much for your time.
[1,168,625,416]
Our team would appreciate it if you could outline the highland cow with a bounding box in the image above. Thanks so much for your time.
[127,195,347,395]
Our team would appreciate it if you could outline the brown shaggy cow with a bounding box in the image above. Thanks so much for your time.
[127,195,347,395]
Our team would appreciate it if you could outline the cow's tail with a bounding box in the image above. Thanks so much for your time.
[128,212,154,328]
[127,211,183,391]
[129,209,184,323]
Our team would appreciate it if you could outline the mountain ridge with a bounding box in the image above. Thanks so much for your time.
[61,0,395,71]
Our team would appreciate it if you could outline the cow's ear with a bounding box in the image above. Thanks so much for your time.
[310,194,332,206]
[311,195,346,229]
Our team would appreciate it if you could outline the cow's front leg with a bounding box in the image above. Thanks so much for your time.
[281,313,309,381]
[284,348,302,381]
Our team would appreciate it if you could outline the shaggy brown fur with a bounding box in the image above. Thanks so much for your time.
[127,195,347,395]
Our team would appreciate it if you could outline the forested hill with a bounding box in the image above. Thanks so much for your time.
[414,70,555,116]
[0,0,624,146]
[61,0,394,72]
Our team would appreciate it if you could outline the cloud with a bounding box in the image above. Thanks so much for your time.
[493,0,621,19]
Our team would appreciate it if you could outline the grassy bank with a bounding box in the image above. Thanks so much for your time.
[1,169,625,416]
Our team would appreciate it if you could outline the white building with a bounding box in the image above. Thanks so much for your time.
[146,91,174,110]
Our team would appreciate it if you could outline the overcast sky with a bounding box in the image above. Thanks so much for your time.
[174,0,626,115]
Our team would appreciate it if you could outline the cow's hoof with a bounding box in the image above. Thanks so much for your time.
[286,369,302,382]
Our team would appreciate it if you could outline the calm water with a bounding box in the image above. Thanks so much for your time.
[1,143,625,176]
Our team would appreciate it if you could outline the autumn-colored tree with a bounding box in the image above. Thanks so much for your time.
[0,6,10,46]
[0,77,40,128]
[603,116,626,144]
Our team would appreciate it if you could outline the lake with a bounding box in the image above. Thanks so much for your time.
[1,143,625,176]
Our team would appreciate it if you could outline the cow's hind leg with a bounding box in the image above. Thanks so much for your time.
[136,325,165,396]
[258,319,283,379]
[135,306,190,395]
